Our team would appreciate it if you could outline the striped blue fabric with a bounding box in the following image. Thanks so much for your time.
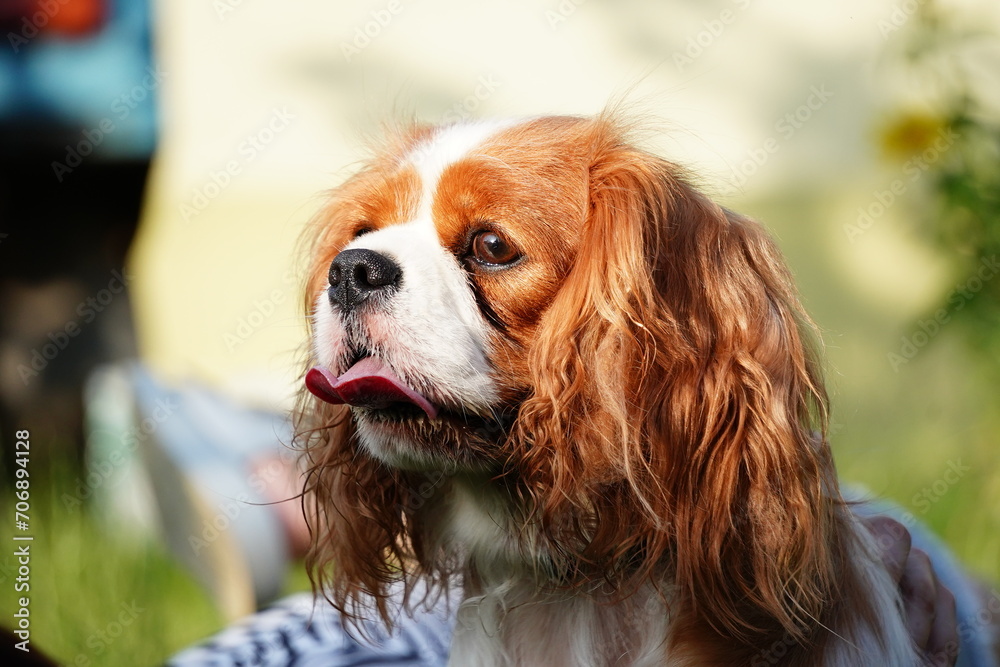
[167,587,454,667]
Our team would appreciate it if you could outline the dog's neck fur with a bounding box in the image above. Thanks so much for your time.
[424,476,669,667]
[416,474,917,667]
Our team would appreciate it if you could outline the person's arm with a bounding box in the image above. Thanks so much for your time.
[864,516,959,667]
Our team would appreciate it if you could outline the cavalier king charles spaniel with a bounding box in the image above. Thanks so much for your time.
[298,114,923,665]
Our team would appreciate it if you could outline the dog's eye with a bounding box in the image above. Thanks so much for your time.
[470,231,520,266]
[353,225,375,239]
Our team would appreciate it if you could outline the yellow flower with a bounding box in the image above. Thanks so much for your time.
[879,113,948,161]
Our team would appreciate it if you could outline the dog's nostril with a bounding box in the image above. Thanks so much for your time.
[353,259,398,289]
[353,265,371,288]
[328,263,342,287]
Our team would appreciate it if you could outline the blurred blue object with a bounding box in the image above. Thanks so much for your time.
[0,0,157,158]
[84,362,294,620]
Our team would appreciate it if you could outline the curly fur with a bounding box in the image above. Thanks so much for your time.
[296,114,919,665]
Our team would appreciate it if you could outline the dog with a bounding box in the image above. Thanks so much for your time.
[297,114,937,665]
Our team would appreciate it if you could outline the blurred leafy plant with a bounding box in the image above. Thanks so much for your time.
[879,0,1000,373]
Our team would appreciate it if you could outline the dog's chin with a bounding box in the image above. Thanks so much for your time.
[352,405,511,472]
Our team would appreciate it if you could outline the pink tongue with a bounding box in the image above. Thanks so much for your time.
[305,358,438,420]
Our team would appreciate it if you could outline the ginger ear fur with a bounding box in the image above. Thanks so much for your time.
[513,118,837,643]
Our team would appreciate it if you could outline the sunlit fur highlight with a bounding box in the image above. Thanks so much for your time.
[296,114,919,664]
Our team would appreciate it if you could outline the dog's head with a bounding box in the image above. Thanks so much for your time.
[299,115,840,643]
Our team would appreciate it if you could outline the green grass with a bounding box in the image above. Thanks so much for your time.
[1,469,225,666]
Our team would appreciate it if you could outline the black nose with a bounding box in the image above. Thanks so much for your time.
[327,248,402,312]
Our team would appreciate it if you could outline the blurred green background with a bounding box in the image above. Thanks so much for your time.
[1,0,998,664]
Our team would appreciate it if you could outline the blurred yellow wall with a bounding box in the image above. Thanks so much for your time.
[130,0,999,415]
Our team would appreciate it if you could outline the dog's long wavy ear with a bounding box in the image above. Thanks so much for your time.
[516,118,839,645]
[298,398,419,630]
